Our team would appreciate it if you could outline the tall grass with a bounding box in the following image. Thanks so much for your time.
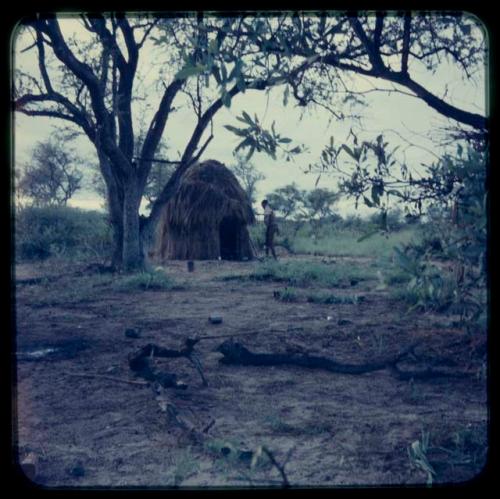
[250,220,422,258]
[114,270,180,291]
[247,259,376,287]
[292,227,421,258]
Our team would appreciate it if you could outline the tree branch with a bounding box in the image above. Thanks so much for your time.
[138,78,184,185]
[87,15,127,70]
[349,16,385,71]
[135,18,159,48]
[373,11,385,51]
[401,13,412,75]
[35,17,132,176]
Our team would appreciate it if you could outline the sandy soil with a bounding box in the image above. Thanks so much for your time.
[13,257,488,488]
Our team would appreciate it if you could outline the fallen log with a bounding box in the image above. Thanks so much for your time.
[128,338,207,388]
[216,340,468,381]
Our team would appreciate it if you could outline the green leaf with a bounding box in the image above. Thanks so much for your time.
[283,85,290,106]
[386,189,402,197]
[371,187,380,206]
[220,63,228,82]
[240,111,254,126]
[224,124,246,136]
[175,65,204,80]
[236,76,247,93]
[211,65,222,85]
[363,196,374,208]
[341,144,357,160]
[246,145,256,161]
[221,91,232,108]
[235,137,252,152]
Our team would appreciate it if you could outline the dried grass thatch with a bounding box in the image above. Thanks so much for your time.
[152,160,255,261]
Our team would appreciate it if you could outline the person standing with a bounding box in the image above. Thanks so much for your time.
[261,199,278,260]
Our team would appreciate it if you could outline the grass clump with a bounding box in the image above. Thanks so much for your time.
[274,287,299,302]
[249,260,375,288]
[114,270,179,291]
[306,291,364,305]
[165,448,200,486]
[291,227,421,258]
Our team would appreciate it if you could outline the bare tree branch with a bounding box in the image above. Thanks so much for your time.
[401,13,412,75]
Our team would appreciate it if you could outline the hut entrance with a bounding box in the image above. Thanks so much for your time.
[219,216,240,260]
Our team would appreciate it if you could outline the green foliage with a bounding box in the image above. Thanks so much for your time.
[389,148,487,327]
[15,206,112,261]
[306,291,363,305]
[114,269,178,291]
[441,425,488,468]
[274,287,299,302]
[140,139,174,209]
[17,134,83,207]
[165,447,200,486]
[407,424,487,485]
[229,152,265,205]
[225,112,302,161]
[392,275,458,314]
[266,183,305,219]
[290,225,420,258]
[265,183,340,224]
[408,430,436,486]
[248,260,375,288]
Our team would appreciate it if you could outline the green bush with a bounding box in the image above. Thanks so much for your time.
[15,205,112,262]
[249,260,375,287]
[114,270,178,291]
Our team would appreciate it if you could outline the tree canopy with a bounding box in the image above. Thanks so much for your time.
[13,12,488,270]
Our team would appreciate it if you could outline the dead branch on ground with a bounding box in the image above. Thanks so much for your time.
[128,337,208,388]
[216,340,469,381]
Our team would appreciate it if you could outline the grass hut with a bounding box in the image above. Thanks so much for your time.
[153,160,255,261]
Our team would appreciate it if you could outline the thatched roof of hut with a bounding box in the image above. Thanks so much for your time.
[165,159,255,231]
[152,159,255,261]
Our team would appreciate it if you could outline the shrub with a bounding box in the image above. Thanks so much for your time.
[15,205,112,262]
[114,270,178,291]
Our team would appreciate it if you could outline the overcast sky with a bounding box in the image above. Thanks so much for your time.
[12,14,487,216]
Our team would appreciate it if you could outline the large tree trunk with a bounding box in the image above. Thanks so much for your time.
[122,177,144,271]
[99,154,125,269]
[107,187,124,269]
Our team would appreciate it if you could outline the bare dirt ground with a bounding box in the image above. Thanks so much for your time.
[13,256,488,488]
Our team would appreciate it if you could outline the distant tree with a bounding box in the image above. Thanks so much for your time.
[143,161,176,211]
[304,187,340,220]
[303,187,341,235]
[230,153,265,205]
[18,135,83,207]
[266,183,305,220]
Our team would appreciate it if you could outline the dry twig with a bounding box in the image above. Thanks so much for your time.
[66,372,149,386]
